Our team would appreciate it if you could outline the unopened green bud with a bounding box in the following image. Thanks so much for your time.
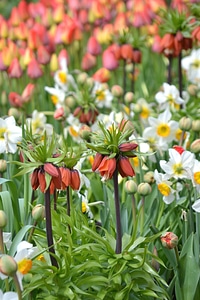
[132,103,142,114]
[192,120,200,132]
[137,182,152,196]
[0,159,7,172]
[124,92,134,104]
[124,180,137,194]
[125,63,133,73]
[8,108,21,120]
[32,204,45,221]
[77,72,88,84]
[190,139,200,154]
[161,232,178,249]
[0,255,18,276]
[1,91,7,106]
[144,171,155,184]
[86,77,95,89]
[79,125,91,140]
[179,116,192,131]
[0,210,7,228]
[187,84,198,96]
[65,96,76,108]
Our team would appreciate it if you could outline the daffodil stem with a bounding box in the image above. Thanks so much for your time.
[0,229,4,253]
[131,194,136,226]
[140,196,145,235]
[174,246,179,265]
[178,51,183,100]
[167,55,173,84]
[44,188,58,268]
[131,62,135,93]
[66,186,71,233]
[123,59,126,97]
[113,168,122,254]
[13,273,22,300]
[27,221,37,243]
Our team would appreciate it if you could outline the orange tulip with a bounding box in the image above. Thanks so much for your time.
[98,156,116,179]
[70,170,81,190]
[118,156,135,178]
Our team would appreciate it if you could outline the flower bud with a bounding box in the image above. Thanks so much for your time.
[132,103,142,114]
[0,255,18,276]
[124,180,137,194]
[8,108,21,120]
[0,210,7,228]
[161,232,178,249]
[65,96,76,108]
[192,120,200,132]
[190,139,200,154]
[179,116,192,131]
[151,246,160,272]
[32,204,45,221]
[79,125,91,140]
[77,72,88,84]
[124,92,134,104]
[111,85,123,97]
[144,171,155,184]
[0,159,7,172]
[187,84,198,96]
[137,182,152,196]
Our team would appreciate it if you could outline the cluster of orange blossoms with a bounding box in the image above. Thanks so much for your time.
[31,162,80,194]
[92,142,138,180]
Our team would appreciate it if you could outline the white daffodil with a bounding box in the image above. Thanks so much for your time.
[192,199,200,213]
[154,170,175,204]
[92,81,113,108]
[26,110,53,136]
[0,289,18,300]
[182,48,200,86]
[160,148,195,180]
[65,114,82,142]
[155,82,184,110]
[14,241,39,290]
[54,58,77,92]
[44,84,66,108]
[0,116,22,154]
[143,108,179,150]
[191,159,200,192]
[78,191,93,219]
[3,232,12,251]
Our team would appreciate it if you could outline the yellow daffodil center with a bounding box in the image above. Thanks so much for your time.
[18,258,32,275]
[175,129,186,141]
[158,183,171,196]
[69,126,79,137]
[37,254,45,262]
[132,157,139,168]
[82,201,87,213]
[32,119,42,132]
[51,95,58,105]
[140,106,150,119]
[157,123,170,137]
[192,59,200,68]
[124,106,130,115]
[0,128,6,139]
[96,90,105,101]
[167,94,180,110]
[173,163,183,175]
[58,71,67,84]
[194,172,200,184]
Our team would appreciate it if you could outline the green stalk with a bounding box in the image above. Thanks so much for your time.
[113,168,122,254]
[13,274,22,300]
[44,187,58,268]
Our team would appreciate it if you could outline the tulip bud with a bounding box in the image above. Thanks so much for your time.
[137,182,152,196]
[124,180,137,194]
[0,210,7,228]
[190,139,200,154]
[192,120,200,132]
[179,116,192,131]
[161,232,178,249]
[144,171,155,184]
[32,204,45,221]
[0,255,18,276]
[0,159,7,172]
[124,92,134,104]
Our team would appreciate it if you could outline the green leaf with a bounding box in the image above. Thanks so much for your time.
[9,225,33,256]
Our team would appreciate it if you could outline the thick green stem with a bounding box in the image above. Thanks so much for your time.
[44,188,58,268]
[113,168,122,254]
[178,51,183,100]
[13,274,22,300]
